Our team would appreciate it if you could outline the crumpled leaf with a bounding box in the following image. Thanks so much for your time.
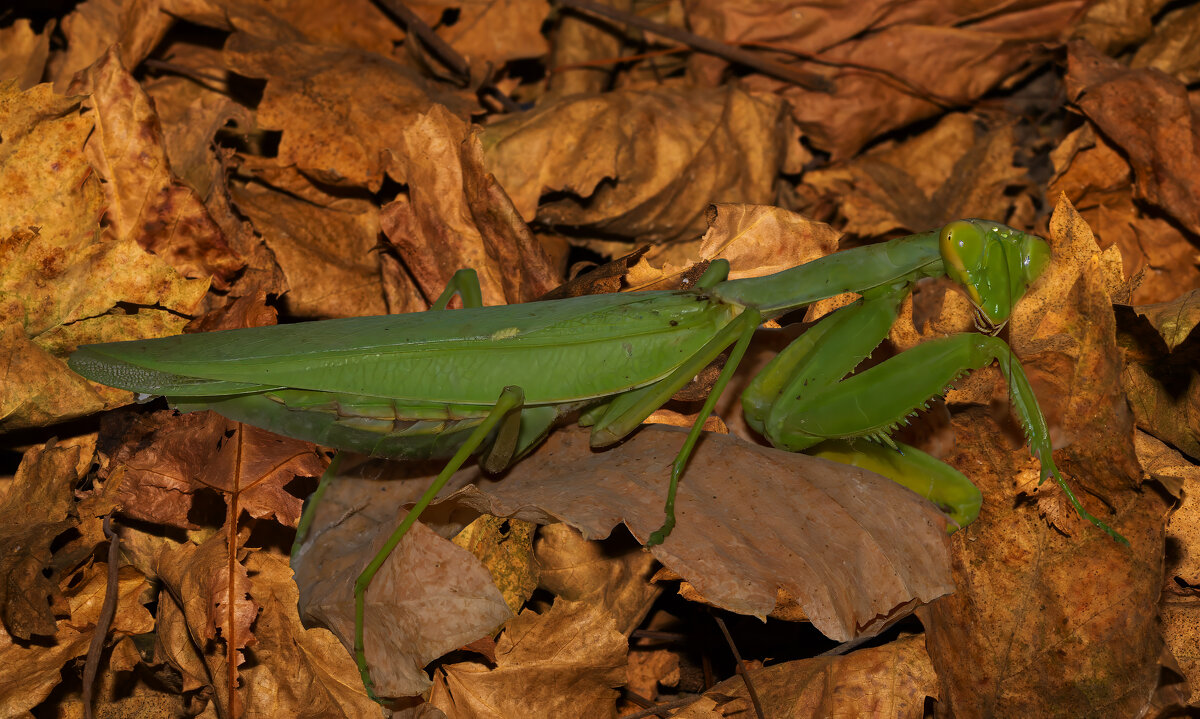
[1129,2,1200,82]
[292,504,512,699]
[481,85,790,242]
[623,203,841,291]
[310,423,954,655]
[71,47,243,288]
[1118,295,1200,461]
[689,1,1087,158]
[379,105,560,307]
[48,0,173,90]
[229,184,387,319]
[535,523,659,637]
[0,565,152,717]
[151,531,257,715]
[222,31,473,192]
[1047,121,1200,306]
[1066,39,1200,237]
[406,0,551,66]
[1133,289,1200,351]
[109,410,324,531]
[0,81,209,429]
[237,550,383,718]
[429,598,626,718]
[673,632,937,718]
[920,199,1164,717]
[0,441,85,639]
[804,113,1028,237]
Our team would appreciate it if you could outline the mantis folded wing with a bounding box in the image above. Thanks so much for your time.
[68,219,1127,701]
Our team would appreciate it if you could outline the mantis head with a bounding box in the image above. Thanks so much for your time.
[939,219,1050,331]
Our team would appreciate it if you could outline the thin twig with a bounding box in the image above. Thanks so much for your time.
[555,0,833,93]
[713,614,764,719]
[373,0,472,79]
[82,515,122,719]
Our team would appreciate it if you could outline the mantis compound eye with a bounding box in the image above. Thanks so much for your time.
[939,220,987,309]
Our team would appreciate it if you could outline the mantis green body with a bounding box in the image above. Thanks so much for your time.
[68,219,1124,701]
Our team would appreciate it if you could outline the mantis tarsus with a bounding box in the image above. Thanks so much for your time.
[68,219,1127,701]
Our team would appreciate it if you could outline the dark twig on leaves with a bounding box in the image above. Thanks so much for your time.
[555,0,833,93]
[83,515,121,719]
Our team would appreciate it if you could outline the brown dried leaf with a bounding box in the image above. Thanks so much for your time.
[407,0,551,66]
[0,441,84,639]
[71,47,243,288]
[237,550,383,717]
[1162,586,1200,706]
[1130,2,1200,83]
[1134,289,1200,351]
[711,3,1087,158]
[48,0,173,90]
[111,411,324,530]
[1136,430,1199,498]
[429,598,626,717]
[481,86,789,242]
[920,199,1164,717]
[1163,449,1200,586]
[152,531,257,715]
[329,424,953,651]
[0,19,50,90]
[292,511,512,698]
[0,565,152,717]
[804,113,1028,237]
[1066,39,1200,237]
[674,632,937,718]
[380,105,560,307]
[229,183,387,319]
[222,31,472,191]
[624,204,841,291]
[535,523,659,636]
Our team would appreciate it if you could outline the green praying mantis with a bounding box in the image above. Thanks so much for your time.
[68,218,1126,701]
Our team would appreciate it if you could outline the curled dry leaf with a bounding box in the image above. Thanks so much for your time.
[0,441,87,640]
[428,598,626,718]
[304,421,954,678]
[236,550,383,718]
[379,105,560,308]
[292,472,512,699]
[804,113,1028,237]
[0,566,152,717]
[1047,121,1200,305]
[690,1,1087,158]
[229,185,388,319]
[673,632,937,718]
[623,203,841,292]
[71,47,243,288]
[222,31,473,192]
[535,523,660,637]
[920,199,1164,718]
[109,410,324,531]
[480,86,789,243]
[0,81,208,429]
[1066,39,1200,237]
[1133,289,1200,352]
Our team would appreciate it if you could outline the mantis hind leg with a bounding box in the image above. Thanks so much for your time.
[354,385,526,701]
